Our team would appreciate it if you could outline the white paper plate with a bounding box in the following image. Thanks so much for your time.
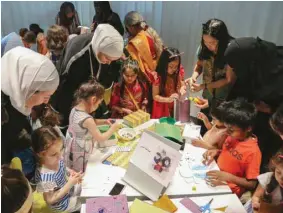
[118,128,136,141]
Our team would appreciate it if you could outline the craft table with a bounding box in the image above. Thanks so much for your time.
[81,194,246,213]
[80,120,231,202]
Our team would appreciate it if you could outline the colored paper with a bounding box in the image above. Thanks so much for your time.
[153,194,177,213]
[180,198,201,213]
[86,194,129,213]
[130,199,168,213]
[155,123,183,143]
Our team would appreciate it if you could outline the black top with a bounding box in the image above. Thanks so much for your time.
[225,37,283,110]
[51,33,119,127]
[1,92,32,165]
[92,12,124,36]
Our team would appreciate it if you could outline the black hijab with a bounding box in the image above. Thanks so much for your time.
[225,37,283,109]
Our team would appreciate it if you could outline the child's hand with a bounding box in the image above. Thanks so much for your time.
[111,122,121,131]
[179,86,187,96]
[191,139,204,148]
[197,112,208,122]
[168,93,179,103]
[206,170,231,182]
[205,178,227,187]
[68,171,84,186]
[252,197,261,210]
[202,149,219,165]
[123,108,133,115]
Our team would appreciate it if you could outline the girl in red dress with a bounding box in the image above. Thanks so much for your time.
[152,47,186,118]
[110,58,148,118]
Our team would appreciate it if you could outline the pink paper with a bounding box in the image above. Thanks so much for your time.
[86,194,129,213]
[180,198,201,213]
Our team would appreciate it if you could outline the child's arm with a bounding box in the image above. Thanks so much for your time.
[152,84,176,103]
[192,138,216,150]
[43,172,83,205]
[83,118,120,143]
[207,170,257,190]
[197,112,212,130]
[251,184,264,211]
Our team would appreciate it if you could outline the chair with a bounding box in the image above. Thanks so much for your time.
[104,82,114,106]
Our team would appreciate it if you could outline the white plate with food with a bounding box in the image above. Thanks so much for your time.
[118,128,136,141]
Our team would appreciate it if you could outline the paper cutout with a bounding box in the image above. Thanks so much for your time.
[130,199,168,213]
[213,206,228,212]
[153,194,177,213]
[86,194,129,213]
[116,146,131,152]
[180,198,201,213]
[154,123,183,143]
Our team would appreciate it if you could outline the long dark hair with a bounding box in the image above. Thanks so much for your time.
[156,47,181,96]
[59,2,75,27]
[263,148,283,202]
[120,58,146,101]
[93,1,112,23]
[198,18,234,69]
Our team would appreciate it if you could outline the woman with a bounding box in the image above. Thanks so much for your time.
[91,1,124,36]
[56,2,81,35]
[29,23,48,55]
[124,11,163,83]
[224,37,283,172]
[1,166,33,213]
[45,24,68,66]
[51,24,123,128]
[1,47,59,178]
[186,19,236,107]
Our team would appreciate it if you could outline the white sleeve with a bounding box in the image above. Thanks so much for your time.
[257,172,274,189]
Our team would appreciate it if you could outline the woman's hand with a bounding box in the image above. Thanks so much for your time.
[185,77,196,88]
[194,97,209,109]
[255,101,272,114]
[179,86,187,96]
[191,82,205,92]
[122,108,133,115]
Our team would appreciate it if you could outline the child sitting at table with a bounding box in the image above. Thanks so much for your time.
[245,148,283,213]
[64,80,120,172]
[203,99,261,198]
[151,47,187,118]
[192,102,227,149]
[32,126,83,212]
[110,58,148,118]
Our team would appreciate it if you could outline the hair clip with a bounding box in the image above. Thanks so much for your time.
[169,52,184,59]
[278,154,283,159]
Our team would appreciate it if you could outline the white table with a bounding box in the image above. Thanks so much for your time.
[81,194,246,213]
[81,120,231,201]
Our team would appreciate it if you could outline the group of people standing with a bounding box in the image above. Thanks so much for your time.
[1,1,283,213]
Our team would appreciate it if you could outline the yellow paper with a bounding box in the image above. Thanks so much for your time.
[153,195,177,213]
[213,206,228,212]
[130,199,169,213]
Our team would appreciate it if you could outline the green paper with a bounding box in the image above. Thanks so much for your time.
[154,123,182,143]
[98,125,115,140]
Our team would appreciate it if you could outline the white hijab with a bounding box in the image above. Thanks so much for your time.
[1,47,59,116]
[91,24,123,63]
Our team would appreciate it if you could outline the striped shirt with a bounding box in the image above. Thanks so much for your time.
[34,160,73,211]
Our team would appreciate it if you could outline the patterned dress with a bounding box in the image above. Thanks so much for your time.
[110,80,147,118]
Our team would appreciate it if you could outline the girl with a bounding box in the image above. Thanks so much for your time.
[56,2,81,35]
[192,102,227,149]
[64,80,120,172]
[32,126,83,212]
[151,47,186,118]
[110,58,148,118]
[247,149,283,213]
[2,166,33,213]
[29,23,48,55]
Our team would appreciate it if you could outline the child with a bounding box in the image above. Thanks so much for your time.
[32,126,83,212]
[64,80,120,172]
[247,148,283,212]
[270,103,283,140]
[151,47,186,118]
[2,166,33,213]
[192,102,227,149]
[203,99,261,197]
[110,58,148,118]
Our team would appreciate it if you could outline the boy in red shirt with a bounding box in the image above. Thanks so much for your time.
[203,99,262,197]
